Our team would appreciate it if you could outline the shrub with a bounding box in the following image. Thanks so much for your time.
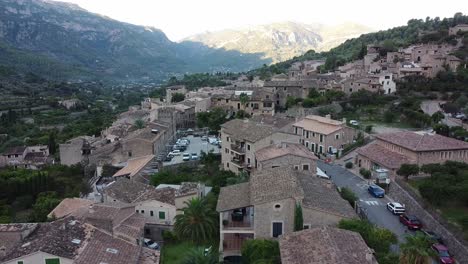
[345,162,353,169]
[162,230,178,243]
[340,187,357,208]
[360,168,372,179]
[365,125,373,133]
[242,239,281,264]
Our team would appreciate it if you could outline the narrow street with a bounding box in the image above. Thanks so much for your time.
[317,161,409,243]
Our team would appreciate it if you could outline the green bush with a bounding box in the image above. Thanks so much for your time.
[162,230,178,243]
[345,162,353,169]
[360,168,372,179]
[340,187,357,208]
[365,125,373,133]
[241,239,281,264]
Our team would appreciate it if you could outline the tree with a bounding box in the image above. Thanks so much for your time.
[397,164,420,180]
[239,93,249,106]
[171,92,185,103]
[48,132,57,155]
[308,89,320,98]
[383,110,396,123]
[359,168,371,179]
[31,191,61,222]
[431,111,445,124]
[196,107,227,132]
[433,124,450,136]
[134,119,145,129]
[174,198,218,244]
[400,232,436,264]
[241,239,281,264]
[181,248,219,264]
[235,110,250,119]
[294,203,304,231]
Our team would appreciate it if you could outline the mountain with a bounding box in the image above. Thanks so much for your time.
[0,0,269,81]
[182,21,373,63]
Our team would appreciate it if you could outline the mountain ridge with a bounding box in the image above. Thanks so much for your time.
[182,21,374,63]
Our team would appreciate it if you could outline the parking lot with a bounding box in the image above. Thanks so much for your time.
[162,135,220,166]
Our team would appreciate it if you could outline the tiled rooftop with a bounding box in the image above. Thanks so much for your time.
[376,131,468,151]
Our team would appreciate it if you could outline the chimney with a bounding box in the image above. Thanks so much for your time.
[325,114,331,119]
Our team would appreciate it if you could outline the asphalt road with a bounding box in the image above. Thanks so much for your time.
[317,161,409,244]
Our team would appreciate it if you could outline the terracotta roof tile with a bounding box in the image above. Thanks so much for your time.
[113,155,155,178]
[221,119,275,142]
[293,115,344,135]
[376,131,468,151]
[256,143,317,162]
[280,227,377,264]
[356,143,411,169]
[216,182,251,212]
[48,198,95,219]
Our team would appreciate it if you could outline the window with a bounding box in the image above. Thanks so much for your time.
[274,204,281,209]
[295,127,298,134]
[227,136,230,142]
[17,262,24,264]
[312,132,316,137]
[302,164,309,171]
[306,131,309,138]
[303,224,311,230]
[319,135,324,143]
[294,165,299,170]
[128,151,132,157]
[45,259,60,264]
[225,148,229,154]
[247,158,251,164]
[247,144,251,151]
[150,211,154,217]
[159,211,166,220]
[272,222,283,238]
[227,162,230,168]
[136,210,139,213]
[335,134,339,140]
[305,141,309,148]
[141,210,145,214]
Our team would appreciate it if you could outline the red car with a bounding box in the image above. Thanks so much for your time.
[431,244,455,264]
[399,214,422,230]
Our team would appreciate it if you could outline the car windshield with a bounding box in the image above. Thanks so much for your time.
[410,219,420,224]
[438,250,450,257]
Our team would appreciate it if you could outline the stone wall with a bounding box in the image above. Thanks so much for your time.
[389,179,468,263]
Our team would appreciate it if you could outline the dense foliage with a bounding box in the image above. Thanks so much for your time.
[338,219,398,264]
[0,165,88,222]
[241,239,281,264]
[399,232,436,264]
[339,187,358,208]
[164,73,230,90]
[196,107,229,132]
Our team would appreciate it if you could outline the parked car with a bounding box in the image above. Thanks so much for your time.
[201,136,208,141]
[182,153,191,161]
[386,202,405,215]
[422,229,444,244]
[144,238,159,250]
[187,128,194,135]
[191,153,198,160]
[431,244,455,264]
[169,150,181,156]
[399,214,422,230]
[368,185,385,198]
[349,120,359,126]
[164,155,173,162]
[208,137,218,145]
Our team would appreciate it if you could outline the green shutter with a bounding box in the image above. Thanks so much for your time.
[18,261,24,264]
[158,211,166,220]
[45,258,60,264]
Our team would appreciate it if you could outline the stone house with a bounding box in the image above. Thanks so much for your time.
[58,99,81,110]
[292,115,357,156]
[211,89,275,116]
[220,118,299,174]
[181,96,211,113]
[449,24,468,35]
[165,85,187,103]
[263,80,315,108]
[156,182,212,214]
[1,145,51,169]
[216,168,356,258]
[255,142,318,174]
[59,136,99,166]
[279,227,377,264]
[356,131,468,178]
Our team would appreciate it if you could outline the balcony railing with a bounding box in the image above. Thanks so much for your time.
[222,207,254,230]
[230,144,245,154]
[231,158,245,167]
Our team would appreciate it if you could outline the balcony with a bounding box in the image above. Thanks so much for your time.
[221,207,254,230]
[230,144,245,154]
[231,157,245,168]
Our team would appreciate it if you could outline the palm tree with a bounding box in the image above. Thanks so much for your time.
[174,197,218,244]
[181,247,220,264]
[400,232,436,264]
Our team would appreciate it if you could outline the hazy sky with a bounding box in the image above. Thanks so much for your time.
[55,0,467,41]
